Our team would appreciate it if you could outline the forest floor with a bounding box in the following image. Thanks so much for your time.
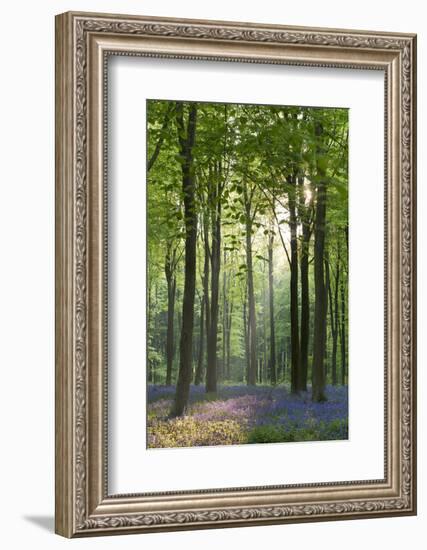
[147,384,348,449]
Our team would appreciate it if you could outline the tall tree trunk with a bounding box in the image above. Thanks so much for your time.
[195,296,205,385]
[222,248,227,381]
[205,171,221,393]
[288,175,300,393]
[312,121,328,403]
[281,348,286,380]
[172,103,198,416]
[299,244,309,391]
[226,301,233,379]
[298,179,312,392]
[329,258,340,385]
[176,301,182,366]
[261,264,268,385]
[268,232,277,385]
[340,280,346,385]
[152,284,159,384]
[147,281,153,382]
[245,206,257,385]
[243,294,250,383]
[324,256,330,380]
[165,248,176,386]
[202,213,211,384]
[341,227,348,385]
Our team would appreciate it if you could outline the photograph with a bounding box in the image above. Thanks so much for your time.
[146,99,349,449]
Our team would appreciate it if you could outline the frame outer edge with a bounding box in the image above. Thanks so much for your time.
[409,34,417,515]
[62,10,416,40]
[54,10,417,537]
[55,12,75,538]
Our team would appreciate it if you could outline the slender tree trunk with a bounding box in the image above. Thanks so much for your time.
[202,214,211,383]
[176,303,182,365]
[172,103,198,416]
[223,263,233,381]
[245,209,257,385]
[324,256,330,381]
[226,301,233,379]
[165,274,176,385]
[299,226,310,391]
[165,247,176,386]
[345,224,349,254]
[297,177,312,392]
[262,265,268,385]
[312,121,328,402]
[341,227,348,385]
[288,176,300,393]
[152,284,159,384]
[329,259,340,385]
[299,252,309,392]
[222,248,227,381]
[243,294,250,383]
[340,280,346,385]
[268,232,277,385]
[195,296,205,385]
[282,349,286,380]
[206,176,221,393]
[147,281,153,382]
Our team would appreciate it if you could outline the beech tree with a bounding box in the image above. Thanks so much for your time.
[172,102,198,416]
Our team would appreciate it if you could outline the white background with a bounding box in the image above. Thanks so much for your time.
[0,1,424,549]
[109,58,384,493]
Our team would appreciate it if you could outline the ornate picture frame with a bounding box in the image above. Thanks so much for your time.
[55,11,416,537]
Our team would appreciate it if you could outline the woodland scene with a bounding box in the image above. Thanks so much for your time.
[146,99,349,448]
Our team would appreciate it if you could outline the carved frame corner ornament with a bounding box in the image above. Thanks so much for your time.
[55,11,417,538]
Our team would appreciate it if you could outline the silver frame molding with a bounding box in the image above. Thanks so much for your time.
[55,11,417,538]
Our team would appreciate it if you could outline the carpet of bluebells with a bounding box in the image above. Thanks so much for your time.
[147,384,348,449]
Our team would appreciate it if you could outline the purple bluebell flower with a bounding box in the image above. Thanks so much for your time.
[147,384,348,449]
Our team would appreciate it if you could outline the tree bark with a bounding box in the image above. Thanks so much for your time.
[172,103,198,416]
[329,258,340,385]
[288,175,300,393]
[222,248,227,382]
[205,166,221,393]
[147,281,153,383]
[312,121,328,403]
[324,256,330,379]
[261,264,268,384]
[152,284,159,384]
[268,231,277,385]
[243,293,250,383]
[340,280,346,385]
[165,246,176,386]
[226,301,233,379]
[194,295,205,385]
[298,178,312,392]
[245,190,257,386]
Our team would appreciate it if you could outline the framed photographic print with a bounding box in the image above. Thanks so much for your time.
[55,11,417,537]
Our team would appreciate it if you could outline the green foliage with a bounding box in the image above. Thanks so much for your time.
[146,98,349,388]
[247,425,292,443]
[247,419,348,444]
